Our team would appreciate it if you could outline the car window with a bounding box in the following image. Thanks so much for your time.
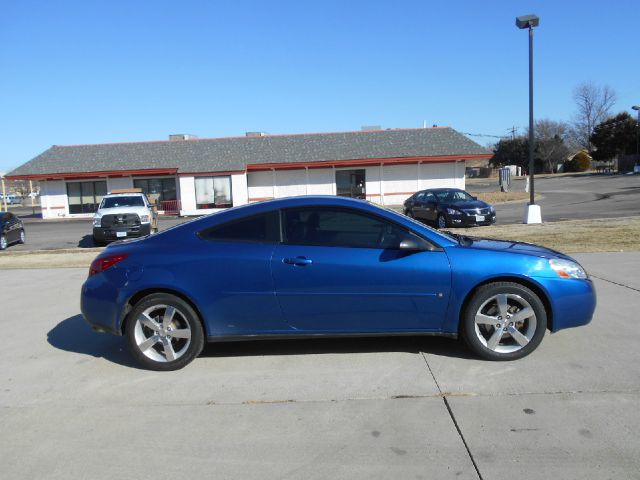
[451,190,473,202]
[415,192,425,201]
[283,207,410,249]
[100,196,145,208]
[198,211,280,243]
[424,192,436,202]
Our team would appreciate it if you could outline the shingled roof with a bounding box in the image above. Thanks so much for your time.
[7,127,490,178]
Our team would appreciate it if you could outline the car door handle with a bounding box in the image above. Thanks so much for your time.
[283,257,313,266]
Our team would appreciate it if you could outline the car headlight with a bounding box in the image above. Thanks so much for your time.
[549,259,588,279]
[446,208,461,215]
[92,216,102,227]
[140,215,150,223]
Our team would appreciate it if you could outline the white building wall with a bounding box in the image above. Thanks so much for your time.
[231,173,248,206]
[307,168,334,195]
[247,171,275,202]
[275,170,307,198]
[107,177,133,191]
[178,176,197,214]
[40,180,69,219]
[418,162,464,190]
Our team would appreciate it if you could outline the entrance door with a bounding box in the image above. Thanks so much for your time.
[336,169,366,199]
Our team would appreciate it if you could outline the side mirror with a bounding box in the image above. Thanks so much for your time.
[399,234,433,251]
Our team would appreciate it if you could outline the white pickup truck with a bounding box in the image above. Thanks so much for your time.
[92,189,158,245]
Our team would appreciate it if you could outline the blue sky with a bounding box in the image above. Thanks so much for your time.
[1,0,638,173]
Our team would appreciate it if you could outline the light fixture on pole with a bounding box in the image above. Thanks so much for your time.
[516,14,542,224]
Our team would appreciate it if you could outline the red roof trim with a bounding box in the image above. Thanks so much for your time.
[178,170,245,177]
[246,154,491,171]
[53,127,452,148]
[6,168,178,181]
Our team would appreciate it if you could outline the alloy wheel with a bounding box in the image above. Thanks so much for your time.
[473,293,537,354]
[133,304,192,362]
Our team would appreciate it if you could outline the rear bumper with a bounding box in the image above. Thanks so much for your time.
[93,223,151,242]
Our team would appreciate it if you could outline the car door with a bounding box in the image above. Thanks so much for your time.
[421,192,439,223]
[190,210,290,335]
[3,213,18,242]
[411,192,427,219]
[271,206,452,333]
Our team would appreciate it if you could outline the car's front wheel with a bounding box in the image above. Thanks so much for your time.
[125,293,205,371]
[18,229,25,244]
[437,214,447,229]
[461,282,547,361]
[0,234,6,250]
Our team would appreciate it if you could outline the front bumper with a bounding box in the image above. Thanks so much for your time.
[448,213,496,227]
[93,223,151,242]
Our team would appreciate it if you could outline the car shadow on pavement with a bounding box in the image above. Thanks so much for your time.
[47,315,474,367]
[78,234,99,248]
[200,335,474,360]
[47,314,139,368]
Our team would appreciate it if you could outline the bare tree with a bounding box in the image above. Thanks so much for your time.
[571,82,617,152]
[526,119,571,173]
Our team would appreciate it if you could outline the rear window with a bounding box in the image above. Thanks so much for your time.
[198,211,280,243]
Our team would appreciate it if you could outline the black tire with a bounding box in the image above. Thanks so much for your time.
[405,209,414,219]
[18,229,26,244]
[92,236,105,247]
[0,234,6,250]
[125,293,205,371]
[437,214,447,229]
[461,282,547,361]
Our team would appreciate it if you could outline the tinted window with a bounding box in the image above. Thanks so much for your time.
[100,196,145,208]
[199,211,279,243]
[283,207,409,249]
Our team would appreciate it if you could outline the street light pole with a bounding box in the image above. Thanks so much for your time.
[632,105,640,160]
[516,14,541,224]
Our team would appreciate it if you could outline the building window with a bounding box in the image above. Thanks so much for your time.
[67,181,107,214]
[133,178,177,205]
[195,176,232,209]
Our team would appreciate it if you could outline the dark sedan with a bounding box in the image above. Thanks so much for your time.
[0,212,26,250]
[81,196,595,371]
[404,188,496,228]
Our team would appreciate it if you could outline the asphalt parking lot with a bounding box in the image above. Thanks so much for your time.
[1,173,638,252]
[1,252,639,479]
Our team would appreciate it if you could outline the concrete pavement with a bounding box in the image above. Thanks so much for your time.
[0,253,639,479]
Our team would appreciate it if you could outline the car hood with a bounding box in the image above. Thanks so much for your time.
[458,236,573,260]
[445,200,489,210]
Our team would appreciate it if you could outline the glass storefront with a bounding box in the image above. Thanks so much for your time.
[133,178,177,205]
[67,181,107,214]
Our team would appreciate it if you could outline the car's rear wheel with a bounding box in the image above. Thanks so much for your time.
[0,234,7,250]
[461,282,546,361]
[437,214,447,229]
[18,229,25,244]
[125,293,204,371]
[405,209,414,219]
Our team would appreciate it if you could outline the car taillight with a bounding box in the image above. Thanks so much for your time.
[89,253,129,276]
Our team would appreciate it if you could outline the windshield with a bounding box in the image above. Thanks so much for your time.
[434,190,473,203]
[100,196,145,208]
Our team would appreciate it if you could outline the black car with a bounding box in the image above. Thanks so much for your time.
[404,188,496,228]
[0,212,26,250]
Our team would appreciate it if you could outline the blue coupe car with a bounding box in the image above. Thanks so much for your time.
[81,196,596,370]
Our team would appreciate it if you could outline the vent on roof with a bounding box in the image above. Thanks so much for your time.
[361,125,382,131]
[169,134,198,141]
[246,132,267,137]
